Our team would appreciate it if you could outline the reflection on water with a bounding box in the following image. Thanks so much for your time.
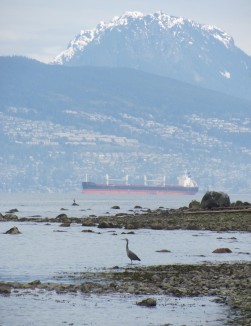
[0,291,228,326]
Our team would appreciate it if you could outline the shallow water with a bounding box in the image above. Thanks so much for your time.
[0,192,203,218]
[0,192,250,325]
[0,291,228,326]
[0,222,250,283]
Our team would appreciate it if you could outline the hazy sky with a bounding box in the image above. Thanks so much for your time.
[1,0,250,63]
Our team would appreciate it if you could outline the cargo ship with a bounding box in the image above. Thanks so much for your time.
[82,173,199,195]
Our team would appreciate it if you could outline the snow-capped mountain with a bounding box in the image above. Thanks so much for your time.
[53,11,251,100]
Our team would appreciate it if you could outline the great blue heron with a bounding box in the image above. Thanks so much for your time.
[122,238,141,264]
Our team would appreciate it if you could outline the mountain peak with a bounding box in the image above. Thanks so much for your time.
[53,11,234,63]
[113,11,144,21]
[53,11,250,100]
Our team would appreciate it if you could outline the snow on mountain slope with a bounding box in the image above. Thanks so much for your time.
[53,11,251,100]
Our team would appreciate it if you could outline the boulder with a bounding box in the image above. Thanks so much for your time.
[82,221,97,227]
[6,208,19,213]
[201,191,230,209]
[5,226,21,234]
[98,221,121,228]
[111,206,120,209]
[0,285,11,295]
[125,223,140,230]
[213,248,232,253]
[189,200,201,209]
[72,199,79,206]
[56,213,68,221]
[28,280,41,286]
[98,221,110,228]
[136,298,157,307]
[81,229,95,233]
[4,213,18,220]
[231,200,251,207]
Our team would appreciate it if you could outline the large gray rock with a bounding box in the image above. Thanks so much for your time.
[5,226,21,234]
[201,191,230,209]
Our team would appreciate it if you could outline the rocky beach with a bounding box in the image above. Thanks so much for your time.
[1,192,251,325]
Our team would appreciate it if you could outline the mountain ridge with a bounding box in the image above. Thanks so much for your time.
[53,11,251,101]
[1,56,251,117]
[0,56,251,192]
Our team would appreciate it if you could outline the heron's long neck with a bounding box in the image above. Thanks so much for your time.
[126,240,129,252]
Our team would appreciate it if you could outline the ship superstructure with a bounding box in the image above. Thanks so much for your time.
[82,173,198,195]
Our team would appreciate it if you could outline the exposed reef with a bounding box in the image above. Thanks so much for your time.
[1,263,250,324]
[1,195,251,324]
[1,205,251,232]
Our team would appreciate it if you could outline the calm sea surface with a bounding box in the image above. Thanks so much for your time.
[0,192,250,325]
[0,191,250,218]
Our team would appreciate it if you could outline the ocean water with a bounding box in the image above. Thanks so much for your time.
[0,221,250,283]
[0,191,249,219]
[0,192,250,325]
[0,192,202,218]
[0,291,228,326]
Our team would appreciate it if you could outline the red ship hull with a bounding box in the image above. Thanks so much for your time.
[82,182,199,195]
